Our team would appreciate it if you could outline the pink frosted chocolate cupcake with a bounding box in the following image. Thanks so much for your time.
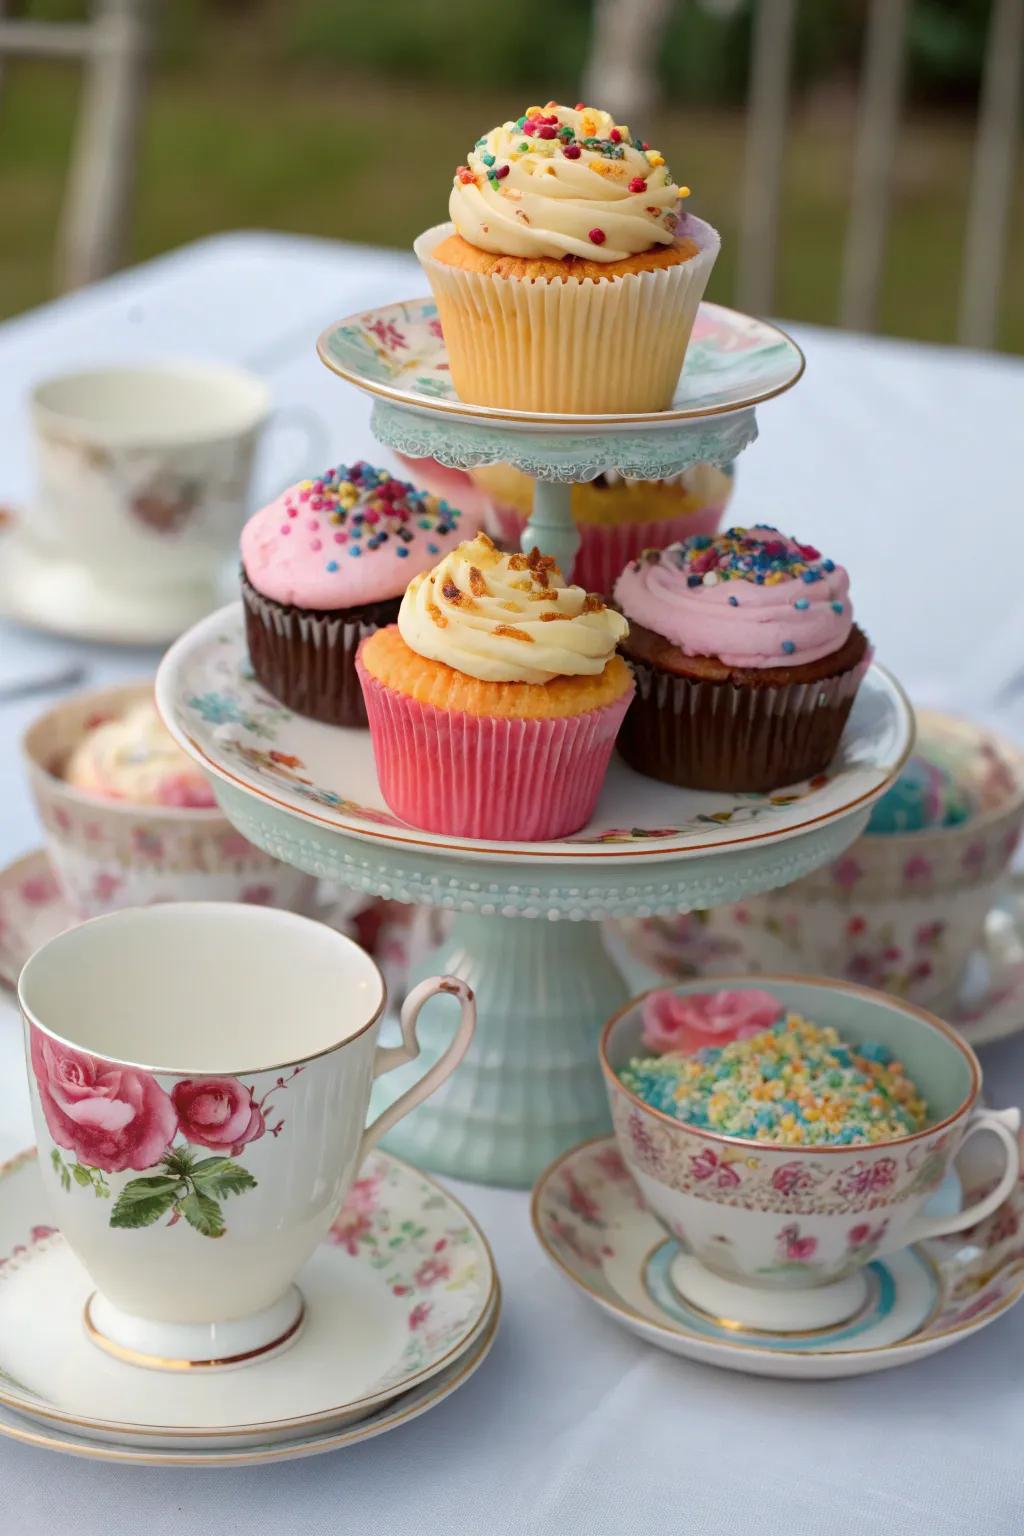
[357,533,634,840]
[613,526,870,792]
[241,462,480,727]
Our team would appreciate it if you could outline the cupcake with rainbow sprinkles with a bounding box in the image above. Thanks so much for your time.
[416,100,720,414]
[614,525,870,792]
[241,462,479,728]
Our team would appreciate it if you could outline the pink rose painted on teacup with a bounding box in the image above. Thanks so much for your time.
[170,1077,265,1155]
[641,988,783,1056]
[30,1028,177,1173]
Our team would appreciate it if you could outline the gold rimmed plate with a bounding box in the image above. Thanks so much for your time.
[156,604,913,865]
[317,297,805,429]
[531,1135,1024,1380]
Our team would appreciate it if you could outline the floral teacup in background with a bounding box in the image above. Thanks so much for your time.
[19,903,476,1368]
[23,681,314,918]
[28,363,322,631]
[601,976,1020,1332]
[624,711,1024,1015]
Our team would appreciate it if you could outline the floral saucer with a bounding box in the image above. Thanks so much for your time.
[612,879,1024,1050]
[317,298,805,427]
[532,1136,1024,1380]
[0,1147,496,1449]
[0,1288,499,1467]
[0,513,226,647]
[157,603,912,861]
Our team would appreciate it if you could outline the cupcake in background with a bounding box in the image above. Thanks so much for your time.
[64,699,216,809]
[356,533,633,840]
[416,101,719,414]
[241,462,479,728]
[472,461,734,594]
[614,526,869,792]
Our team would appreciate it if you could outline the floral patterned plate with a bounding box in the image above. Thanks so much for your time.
[532,1135,1024,1379]
[0,1146,496,1449]
[156,604,912,862]
[317,298,805,427]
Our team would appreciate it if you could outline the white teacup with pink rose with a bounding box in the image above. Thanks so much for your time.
[19,902,476,1370]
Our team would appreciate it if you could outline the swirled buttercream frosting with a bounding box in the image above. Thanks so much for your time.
[398,534,628,683]
[449,101,689,262]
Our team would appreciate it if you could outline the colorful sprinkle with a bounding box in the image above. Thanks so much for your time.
[619,1011,928,1146]
[782,640,796,654]
[588,227,606,245]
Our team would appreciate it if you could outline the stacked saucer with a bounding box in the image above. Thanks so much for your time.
[0,1147,498,1465]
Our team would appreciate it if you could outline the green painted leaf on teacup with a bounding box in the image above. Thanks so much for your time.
[178,1189,226,1239]
[189,1158,257,1199]
[110,1176,181,1230]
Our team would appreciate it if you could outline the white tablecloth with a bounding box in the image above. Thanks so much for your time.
[1,234,1023,1533]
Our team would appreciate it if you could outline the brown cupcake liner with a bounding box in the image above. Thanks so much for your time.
[616,654,870,793]
[242,575,399,729]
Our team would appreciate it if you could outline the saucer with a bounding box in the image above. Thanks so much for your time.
[0,1146,496,1448]
[0,1286,499,1467]
[532,1135,1024,1380]
[0,516,225,646]
[613,880,1024,1051]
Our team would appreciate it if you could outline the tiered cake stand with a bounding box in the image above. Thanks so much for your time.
[157,299,913,1189]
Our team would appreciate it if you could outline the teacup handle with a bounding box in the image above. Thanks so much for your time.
[358,976,476,1160]
[902,1107,1021,1245]
[256,406,330,502]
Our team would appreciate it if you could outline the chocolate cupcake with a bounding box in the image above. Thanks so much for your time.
[613,527,870,792]
[241,462,479,727]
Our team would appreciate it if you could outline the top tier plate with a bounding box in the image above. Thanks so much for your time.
[317,298,805,431]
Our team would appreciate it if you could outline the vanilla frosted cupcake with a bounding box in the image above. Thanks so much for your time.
[356,534,633,839]
[473,461,734,592]
[65,700,216,808]
[416,101,720,414]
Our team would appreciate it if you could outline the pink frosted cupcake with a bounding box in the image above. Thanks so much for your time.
[613,526,870,791]
[473,461,734,593]
[241,461,479,727]
[357,534,634,840]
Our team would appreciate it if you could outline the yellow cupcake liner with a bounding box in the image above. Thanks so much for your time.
[415,219,720,415]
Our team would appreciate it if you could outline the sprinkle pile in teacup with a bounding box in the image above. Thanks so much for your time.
[620,1003,929,1146]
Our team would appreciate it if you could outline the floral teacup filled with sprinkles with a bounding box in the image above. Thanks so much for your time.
[600,977,1020,1331]
[241,461,481,728]
[621,990,928,1147]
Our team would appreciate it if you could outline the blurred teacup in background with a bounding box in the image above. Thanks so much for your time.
[23,681,314,919]
[622,710,1024,1016]
[22,362,322,636]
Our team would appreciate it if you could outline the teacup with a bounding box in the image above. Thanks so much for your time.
[29,363,321,618]
[23,682,315,918]
[708,712,1024,1014]
[19,902,475,1369]
[601,975,1020,1332]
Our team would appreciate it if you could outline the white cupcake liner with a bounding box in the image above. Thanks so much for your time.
[415,218,720,415]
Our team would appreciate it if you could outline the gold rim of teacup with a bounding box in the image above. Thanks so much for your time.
[599,973,982,1156]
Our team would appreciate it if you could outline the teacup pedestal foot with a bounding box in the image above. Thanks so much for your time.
[83,1284,305,1372]
[670,1255,871,1334]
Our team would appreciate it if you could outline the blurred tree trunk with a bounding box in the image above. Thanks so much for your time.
[581,0,675,120]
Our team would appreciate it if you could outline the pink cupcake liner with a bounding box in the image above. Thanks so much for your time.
[356,661,633,841]
[487,503,726,595]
